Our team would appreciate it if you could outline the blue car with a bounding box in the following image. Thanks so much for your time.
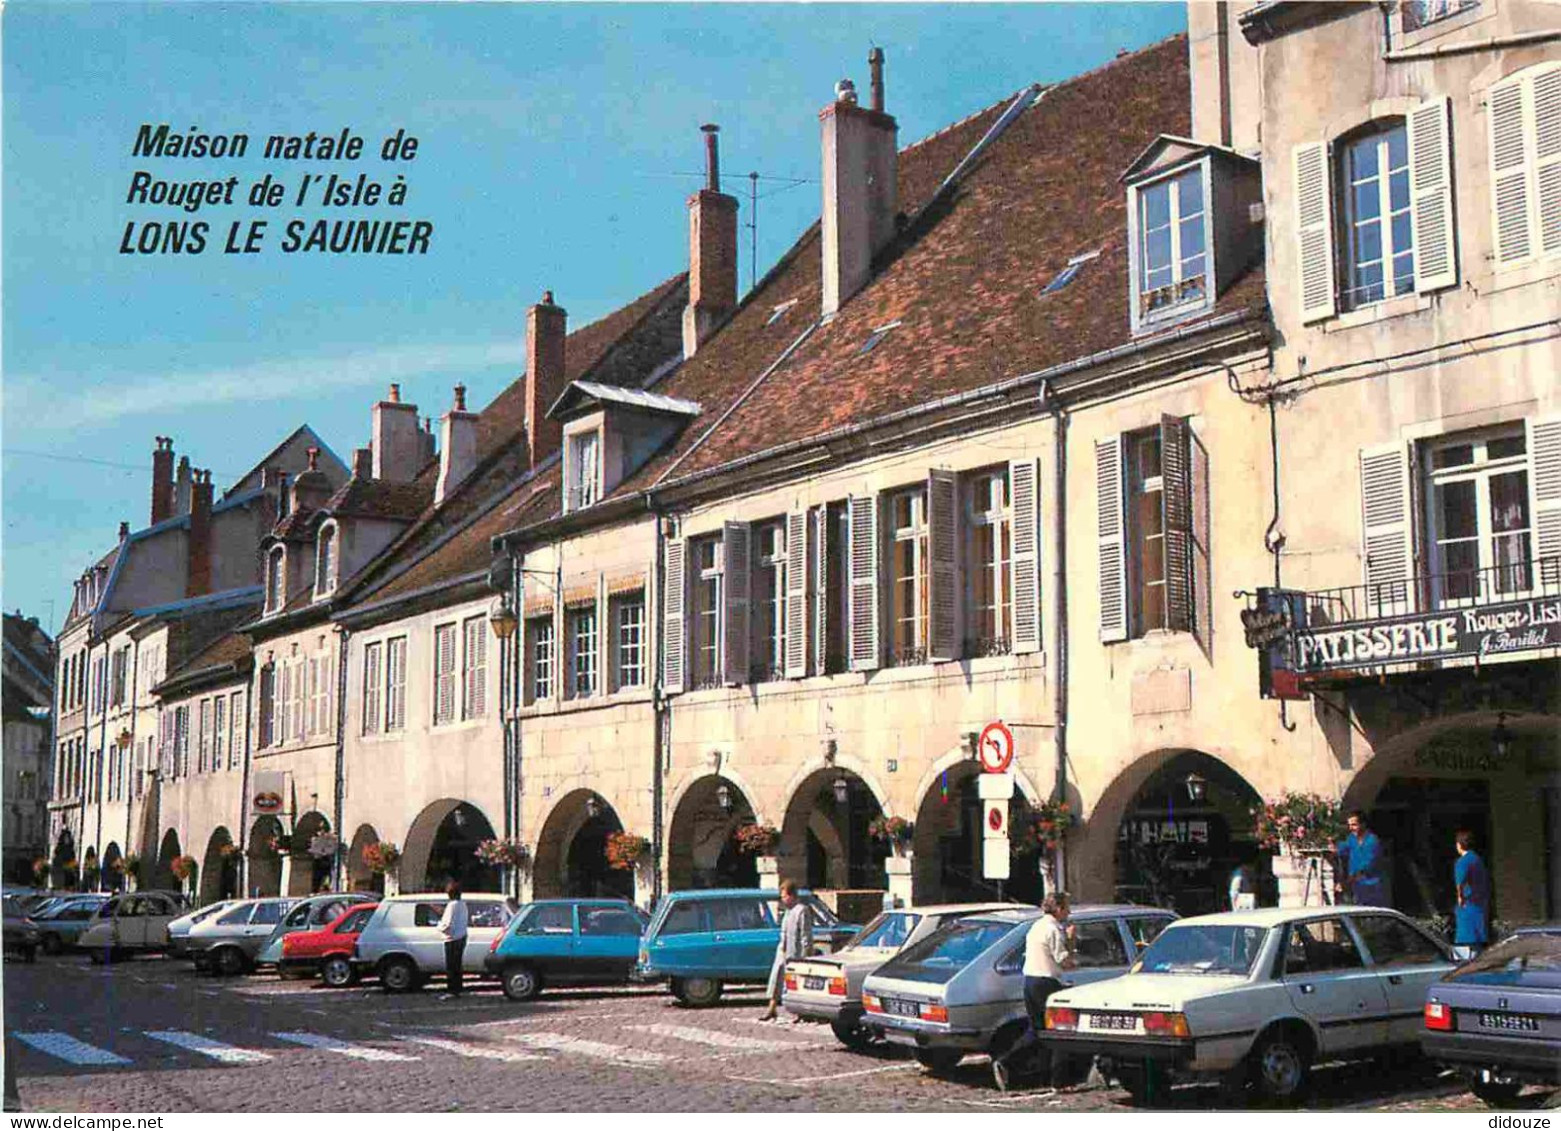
[484,898,649,1001]
[32,895,111,954]
[637,888,859,1006]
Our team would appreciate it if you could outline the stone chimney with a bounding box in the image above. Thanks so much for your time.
[525,291,568,468]
[371,383,422,483]
[682,124,739,359]
[289,447,334,513]
[351,447,373,479]
[820,49,899,319]
[174,455,194,515]
[186,470,213,598]
[150,437,175,525]
[421,417,437,466]
[435,385,480,507]
[118,521,130,541]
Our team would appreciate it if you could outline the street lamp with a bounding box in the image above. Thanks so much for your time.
[832,776,850,806]
[716,783,732,812]
[1184,772,1208,804]
[489,598,518,643]
[585,794,602,820]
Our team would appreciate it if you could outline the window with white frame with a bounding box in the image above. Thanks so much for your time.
[361,642,383,735]
[612,593,646,690]
[751,521,787,681]
[197,698,211,772]
[1401,0,1478,32]
[965,469,1013,655]
[213,694,226,770]
[1135,165,1207,321]
[316,525,338,597]
[259,664,276,747]
[887,487,930,666]
[433,622,458,725]
[1423,427,1532,603]
[385,637,407,731]
[228,690,244,768]
[1339,121,1414,309]
[691,537,723,689]
[568,607,598,698]
[567,430,602,511]
[110,647,128,708]
[175,705,190,777]
[527,617,554,702]
[461,615,488,720]
[265,547,285,613]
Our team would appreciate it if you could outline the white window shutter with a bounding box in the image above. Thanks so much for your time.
[1294,140,1337,323]
[1489,74,1533,265]
[1526,415,1561,588]
[1096,436,1128,643]
[1535,65,1561,258]
[1359,443,1415,615]
[785,511,809,677]
[1407,95,1457,292]
[1190,430,1213,653]
[662,538,686,694]
[847,494,881,671]
[1161,415,1194,635]
[1009,458,1042,654]
[722,522,751,685]
[926,469,961,661]
[813,507,831,675]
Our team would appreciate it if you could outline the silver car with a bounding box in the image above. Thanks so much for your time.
[784,902,1025,1047]
[353,893,513,993]
[860,904,1177,1073]
[255,892,377,970]
[187,898,296,975]
[168,900,241,957]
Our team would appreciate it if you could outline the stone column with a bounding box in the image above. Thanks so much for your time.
[633,860,656,910]
[757,855,780,886]
[884,854,913,910]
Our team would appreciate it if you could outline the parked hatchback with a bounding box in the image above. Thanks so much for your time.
[187,898,295,975]
[281,902,379,987]
[637,888,859,1006]
[486,898,649,1001]
[353,893,513,993]
[3,895,40,963]
[168,900,241,957]
[256,892,378,970]
[79,891,184,961]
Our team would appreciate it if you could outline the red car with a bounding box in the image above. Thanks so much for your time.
[280,902,378,987]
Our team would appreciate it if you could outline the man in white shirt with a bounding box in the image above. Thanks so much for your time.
[436,881,469,999]
[992,892,1075,1091]
[761,880,813,1022]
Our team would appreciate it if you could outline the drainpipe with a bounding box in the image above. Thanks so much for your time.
[95,644,109,889]
[1048,389,1070,895]
[332,626,350,889]
[237,670,254,898]
[648,497,669,907]
[125,639,139,888]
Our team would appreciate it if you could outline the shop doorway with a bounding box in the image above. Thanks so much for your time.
[1367,777,1491,920]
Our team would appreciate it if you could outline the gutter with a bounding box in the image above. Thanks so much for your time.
[337,570,488,627]
[1048,392,1070,895]
[1386,29,1561,61]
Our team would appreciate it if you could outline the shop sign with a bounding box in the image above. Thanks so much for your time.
[1411,745,1509,775]
[251,770,286,814]
[1292,594,1561,674]
[1118,817,1212,846]
[1242,588,1308,700]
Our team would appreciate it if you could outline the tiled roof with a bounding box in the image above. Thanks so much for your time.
[271,506,322,543]
[325,477,433,522]
[162,629,251,686]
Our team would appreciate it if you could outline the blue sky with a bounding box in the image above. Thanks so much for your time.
[2,1,1186,635]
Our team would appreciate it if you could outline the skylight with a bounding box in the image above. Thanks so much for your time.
[1041,249,1101,295]
[858,320,902,356]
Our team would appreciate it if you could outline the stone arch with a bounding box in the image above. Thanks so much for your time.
[50,827,76,887]
[346,823,383,894]
[200,827,238,903]
[101,843,124,892]
[247,815,284,897]
[909,758,1046,906]
[533,790,633,900]
[152,828,182,893]
[82,846,99,891]
[779,766,886,891]
[290,811,332,896]
[401,799,499,893]
[666,775,759,891]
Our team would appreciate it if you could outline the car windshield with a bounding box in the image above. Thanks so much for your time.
[850,912,921,950]
[1447,932,1561,978]
[1135,924,1270,976]
[888,919,1018,980]
[191,902,231,924]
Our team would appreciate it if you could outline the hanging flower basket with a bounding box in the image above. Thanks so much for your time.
[31,857,48,883]
[308,832,340,860]
[362,841,401,875]
[605,832,651,871]
[734,824,780,856]
[475,837,532,869]
[1252,793,1346,855]
[867,815,915,850]
[268,833,293,854]
[170,855,199,882]
[217,842,240,859]
[1019,798,1077,851]
[122,853,142,879]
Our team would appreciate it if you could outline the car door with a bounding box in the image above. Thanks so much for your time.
[718,897,778,978]
[577,905,646,982]
[144,894,180,946]
[244,900,288,955]
[650,900,709,975]
[464,900,509,970]
[114,896,148,947]
[409,900,448,970]
[1279,916,1390,1054]
[1067,917,1134,987]
[1349,912,1456,1044]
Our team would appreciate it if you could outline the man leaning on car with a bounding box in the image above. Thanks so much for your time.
[992,892,1076,1091]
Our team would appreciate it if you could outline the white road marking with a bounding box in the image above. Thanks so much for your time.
[397,1035,546,1063]
[507,1031,672,1067]
[628,1022,813,1053]
[464,1012,625,1028]
[14,1032,131,1066]
[143,1030,272,1065]
[726,1063,919,1086]
[271,1032,419,1062]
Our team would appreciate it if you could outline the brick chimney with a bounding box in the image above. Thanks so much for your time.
[150,437,174,525]
[351,447,372,479]
[682,124,739,359]
[436,385,479,507]
[371,383,422,482]
[174,455,193,515]
[525,291,568,468]
[820,49,898,319]
[186,470,213,597]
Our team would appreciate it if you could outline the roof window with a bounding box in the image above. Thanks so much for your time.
[1041,250,1101,295]
[857,320,902,356]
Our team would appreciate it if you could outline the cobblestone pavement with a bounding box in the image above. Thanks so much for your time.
[5,954,1554,1113]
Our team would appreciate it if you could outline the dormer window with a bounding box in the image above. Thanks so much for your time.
[1135,165,1208,321]
[566,429,601,512]
[265,547,285,614]
[315,524,338,598]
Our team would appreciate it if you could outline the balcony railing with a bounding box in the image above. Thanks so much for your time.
[1298,555,1561,629]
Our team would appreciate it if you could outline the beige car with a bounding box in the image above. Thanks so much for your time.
[79,891,183,962]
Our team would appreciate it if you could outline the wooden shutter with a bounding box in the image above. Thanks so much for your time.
[1190,429,1213,653]
[1009,458,1042,654]
[1096,436,1128,643]
[722,521,751,685]
[1489,73,1533,265]
[466,618,488,719]
[1294,140,1337,323]
[436,623,457,723]
[1359,443,1414,615]
[813,506,831,675]
[926,469,961,661]
[387,639,407,730]
[362,644,381,735]
[785,511,809,677]
[1527,415,1561,587]
[662,538,686,694]
[847,494,881,671]
[1161,415,1194,634]
[1408,96,1457,292]
[1536,65,1561,259]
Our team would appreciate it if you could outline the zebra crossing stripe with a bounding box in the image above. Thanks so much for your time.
[627,1023,813,1053]
[14,1032,131,1066]
[144,1031,272,1064]
[506,1031,672,1066]
[397,1035,546,1062]
[271,1032,419,1062]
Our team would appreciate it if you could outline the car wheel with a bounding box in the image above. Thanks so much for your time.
[1248,1026,1311,1105]
[380,956,419,994]
[39,934,63,956]
[321,956,357,989]
[502,964,542,1002]
[677,977,723,1007]
[1118,1061,1169,1107]
[830,1015,874,1050]
[1471,1074,1526,1109]
[914,1048,965,1075]
[214,947,249,977]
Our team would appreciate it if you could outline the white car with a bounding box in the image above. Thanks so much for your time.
[1036,906,1455,1105]
[352,893,513,992]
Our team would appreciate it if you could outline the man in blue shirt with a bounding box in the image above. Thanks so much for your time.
[1453,829,1490,960]
[1337,811,1388,906]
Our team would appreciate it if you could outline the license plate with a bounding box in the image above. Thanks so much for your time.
[804,976,826,991]
[1479,1012,1541,1032]
[885,998,921,1018]
[1087,1012,1140,1032]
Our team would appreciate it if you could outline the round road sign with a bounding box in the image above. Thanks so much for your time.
[988,807,1004,831]
[978,721,1015,774]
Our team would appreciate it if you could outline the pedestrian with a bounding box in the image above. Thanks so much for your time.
[1336,810,1388,906]
[1229,860,1258,911]
[992,892,1076,1092]
[760,879,812,1022]
[436,880,469,999]
[1453,829,1490,961]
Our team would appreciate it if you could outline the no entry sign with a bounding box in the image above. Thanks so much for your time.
[978,720,1015,774]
